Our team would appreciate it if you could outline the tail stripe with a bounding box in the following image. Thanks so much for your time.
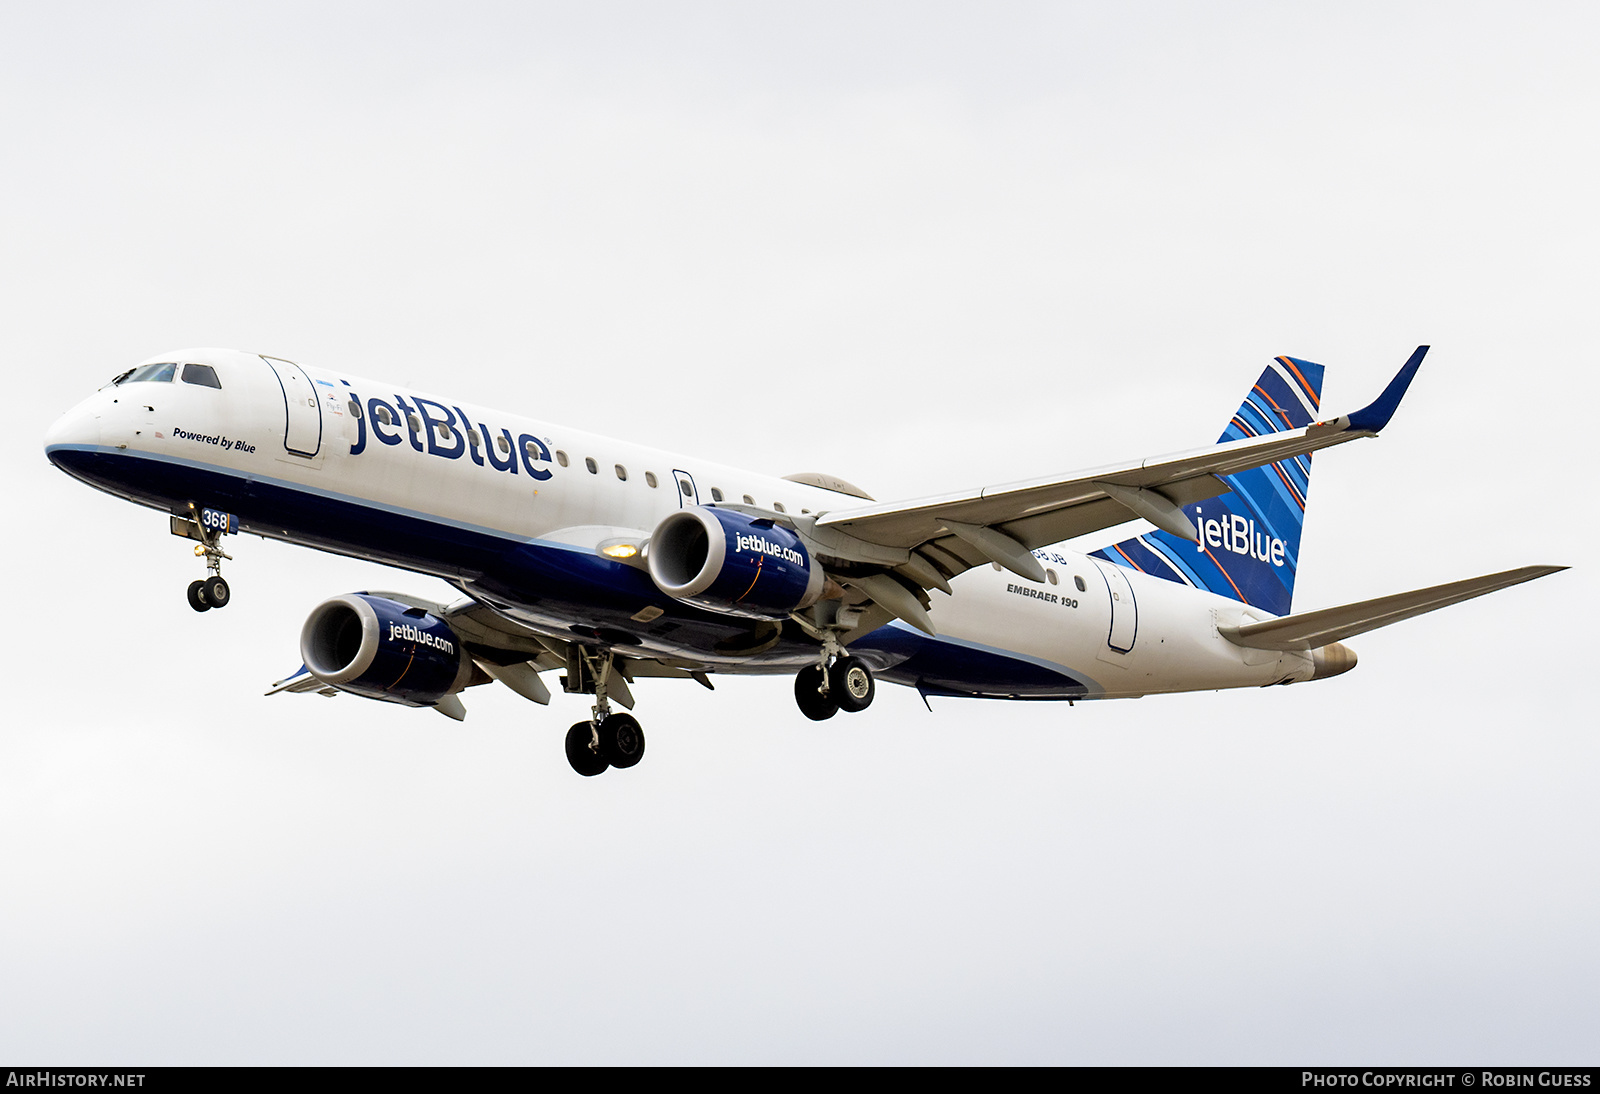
[1200,547,1248,602]
[1093,353,1327,616]
[1270,459,1308,511]
[1276,357,1322,412]
[1252,383,1295,430]
[1107,535,1201,588]
[1204,466,1305,545]
[1109,542,1146,573]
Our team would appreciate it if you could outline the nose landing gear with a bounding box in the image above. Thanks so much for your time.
[186,576,231,612]
[176,503,234,612]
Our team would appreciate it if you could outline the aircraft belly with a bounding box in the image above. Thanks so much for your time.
[47,445,252,522]
[48,442,1295,696]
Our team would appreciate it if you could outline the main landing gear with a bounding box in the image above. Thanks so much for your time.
[182,502,234,613]
[565,712,646,777]
[794,652,876,722]
[562,646,647,777]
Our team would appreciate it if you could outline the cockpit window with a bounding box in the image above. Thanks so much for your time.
[181,363,222,389]
[121,362,177,384]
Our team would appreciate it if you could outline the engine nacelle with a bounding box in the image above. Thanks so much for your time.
[648,506,824,620]
[300,593,472,708]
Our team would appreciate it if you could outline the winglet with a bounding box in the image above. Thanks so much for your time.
[1342,345,1428,433]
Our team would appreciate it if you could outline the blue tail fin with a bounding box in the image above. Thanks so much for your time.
[1092,356,1326,616]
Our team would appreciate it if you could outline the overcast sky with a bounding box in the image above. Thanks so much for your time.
[2,1,1595,1064]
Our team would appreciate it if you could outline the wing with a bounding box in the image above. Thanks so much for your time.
[267,589,717,717]
[807,348,1428,603]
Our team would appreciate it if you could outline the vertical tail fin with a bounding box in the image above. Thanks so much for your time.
[1092,356,1326,616]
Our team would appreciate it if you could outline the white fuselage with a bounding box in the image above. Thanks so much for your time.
[45,349,1316,701]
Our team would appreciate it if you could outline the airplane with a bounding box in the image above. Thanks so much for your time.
[44,345,1564,776]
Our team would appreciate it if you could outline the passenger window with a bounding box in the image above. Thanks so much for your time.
[554,449,568,467]
[348,398,362,418]
[467,428,480,447]
[773,502,786,513]
[585,457,598,475]
[615,464,628,481]
[992,562,1003,572]
[376,405,394,426]
[1047,569,1058,585]
[1074,575,1087,592]
[439,423,454,441]
[645,472,658,488]
[181,363,222,388]
[498,434,511,453]
[407,414,421,433]
[711,487,724,502]
[743,494,754,505]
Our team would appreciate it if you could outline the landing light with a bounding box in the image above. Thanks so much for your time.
[601,543,639,560]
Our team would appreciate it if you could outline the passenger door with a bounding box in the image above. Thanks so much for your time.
[261,355,322,458]
[672,469,699,508]
[1092,559,1138,653]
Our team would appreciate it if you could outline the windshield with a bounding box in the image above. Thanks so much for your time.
[117,362,177,384]
[181,363,221,388]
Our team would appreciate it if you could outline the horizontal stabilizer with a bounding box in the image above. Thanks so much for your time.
[1218,565,1566,651]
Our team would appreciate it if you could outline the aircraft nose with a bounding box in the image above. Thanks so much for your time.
[43,397,102,457]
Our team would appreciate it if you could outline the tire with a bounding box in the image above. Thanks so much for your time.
[794,664,838,721]
[205,576,231,609]
[186,580,211,612]
[599,712,646,769]
[565,722,609,777]
[830,657,875,713]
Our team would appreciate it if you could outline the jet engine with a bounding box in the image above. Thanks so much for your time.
[299,593,472,708]
[648,506,824,620]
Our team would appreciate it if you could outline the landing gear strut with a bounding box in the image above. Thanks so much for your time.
[562,647,648,777]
